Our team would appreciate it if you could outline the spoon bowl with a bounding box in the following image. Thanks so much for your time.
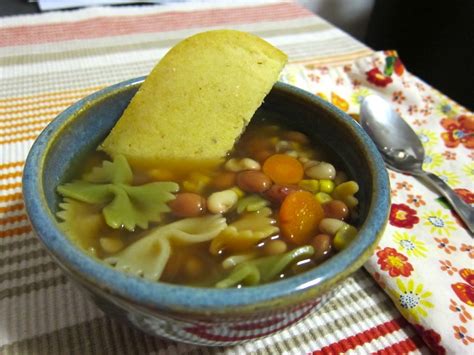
[360,95,474,234]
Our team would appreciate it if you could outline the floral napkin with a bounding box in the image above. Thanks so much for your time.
[280,51,473,354]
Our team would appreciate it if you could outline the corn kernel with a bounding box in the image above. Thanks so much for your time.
[333,223,358,251]
[315,192,332,204]
[298,179,319,193]
[319,179,335,193]
[182,172,211,193]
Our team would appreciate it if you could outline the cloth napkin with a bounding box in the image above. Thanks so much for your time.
[281,50,474,354]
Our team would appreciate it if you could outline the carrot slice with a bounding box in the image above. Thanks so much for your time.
[262,154,304,185]
[279,191,324,245]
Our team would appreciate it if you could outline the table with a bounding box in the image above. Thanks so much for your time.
[0,2,432,353]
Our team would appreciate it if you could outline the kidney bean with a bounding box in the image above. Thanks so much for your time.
[264,184,299,205]
[252,149,274,163]
[236,170,272,193]
[169,192,206,217]
[211,171,236,190]
[311,234,333,261]
[323,200,349,220]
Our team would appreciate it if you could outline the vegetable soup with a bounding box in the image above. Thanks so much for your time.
[57,113,360,288]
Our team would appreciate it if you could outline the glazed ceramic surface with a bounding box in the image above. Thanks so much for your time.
[23,79,390,345]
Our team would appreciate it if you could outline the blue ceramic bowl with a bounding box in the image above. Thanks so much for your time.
[23,78,389,345]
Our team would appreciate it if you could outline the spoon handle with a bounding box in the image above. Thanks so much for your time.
[415,170,474,234]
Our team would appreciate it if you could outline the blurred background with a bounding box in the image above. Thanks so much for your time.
[1,0,472,109]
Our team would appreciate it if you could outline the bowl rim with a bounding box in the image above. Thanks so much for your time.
[23,78,390,313]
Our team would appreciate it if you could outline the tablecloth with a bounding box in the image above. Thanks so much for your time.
[0,1,442,353]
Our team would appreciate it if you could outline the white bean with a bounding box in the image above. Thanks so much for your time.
[100,238,124,254]
[319,218,344,236]
[225,158,261,172]
[207,189,238,214]
[305,161,336,180]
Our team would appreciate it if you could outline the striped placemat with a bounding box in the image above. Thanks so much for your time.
[0,1,428,353]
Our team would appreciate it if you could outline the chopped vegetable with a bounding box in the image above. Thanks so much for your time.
[262,154,304,185]
[57,155,179,231]
[215,245,314,288]
[279,190,324,245]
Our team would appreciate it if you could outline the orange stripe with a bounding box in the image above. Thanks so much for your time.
[0,161,24,170]
[2,118,52,131]
[0,214,28,226]
[0,171,23,181]
[0,192,22,203]
[0,125,46,138]
[0,181,22,190]
[0,86,103,106]
[0,109,60,124]
[0,134,38,145]
[0,98,81,114]
[0,225,31,238]
[0,202,24,214]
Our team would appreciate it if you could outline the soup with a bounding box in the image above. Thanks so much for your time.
[57,112,359,288]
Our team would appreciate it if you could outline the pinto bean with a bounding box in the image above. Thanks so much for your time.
[169,192,206,217]
[323,200,349,220]
[211,171,236,190]
[311,234,332,262]
[264,184,299,205]
[237,171,272,193]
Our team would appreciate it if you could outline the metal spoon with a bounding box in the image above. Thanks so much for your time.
[360,95,474,234]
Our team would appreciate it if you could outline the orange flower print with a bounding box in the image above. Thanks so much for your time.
[439,260,458,275]
[422,95,435,104]
[389,203,419,228]
[415,82,426,92]
[440,114,474,149]
[407,194,425,207]
[366,68,393,87]
[391,188,398,197]
[453,325,474,346]
[460,243,474,259]
[452,268,474,307]
[351,79,362,89]
[420,104,432,117]
[434,237,457,254]
[308,73,320,83]
[376,247,413,277]
[455,188,474,204]
[396,181,413,191]
[392,90,406,104]
[413,119,427,126]
[335,77,345,86]
[408,105,419,115]
[343,64,352,73]
[449,299,473,323]
[442,151,456,160]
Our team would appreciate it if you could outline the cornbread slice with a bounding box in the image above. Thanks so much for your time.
[100,30,287,169]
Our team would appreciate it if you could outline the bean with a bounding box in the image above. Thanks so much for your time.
[323,200,349,220]
[315,192,332,204]
[99,238,124,254]
[305,162,336,180]
[253,149,274,163]
[311,234,332,261]
[264,184,299,205]
[275,140,292,152]
[237,170,272,193]
[282,131,310,144]
[207,189,238,214]
[262,239,287,256]
[211,171,236,190]
[169,192,206,217]
[225,158,260,172]
[318,218,344,236]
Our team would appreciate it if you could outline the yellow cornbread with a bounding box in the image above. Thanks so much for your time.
[100,30,287,168]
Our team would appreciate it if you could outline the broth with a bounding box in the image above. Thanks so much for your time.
[57,112,359,288]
